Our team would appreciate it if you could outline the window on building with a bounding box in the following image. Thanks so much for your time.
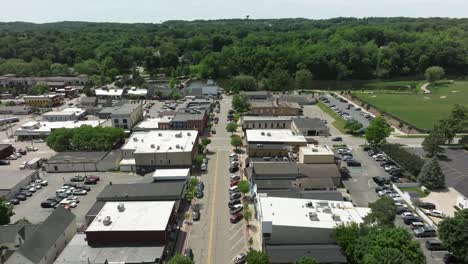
[123,125,128,129]
[123,119,128,123]
[283,123,286,128]
[114,119,119,123]
[151,160,154,165]
[271,123,273,128]
[168,160,171,164]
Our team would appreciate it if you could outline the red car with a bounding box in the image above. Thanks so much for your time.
[86,175,100,181]
[230,180,240,187]
[230,213,243,224]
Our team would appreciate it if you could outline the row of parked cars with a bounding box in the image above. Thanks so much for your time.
[227,152,243,224]
[367,149,402,183]
[8,179,48,205]
[40,175,100,209]
[335,146,361,167]
[229,153,239,173]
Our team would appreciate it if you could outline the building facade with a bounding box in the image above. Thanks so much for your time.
[110,103,144,130]
[23,94,63,108]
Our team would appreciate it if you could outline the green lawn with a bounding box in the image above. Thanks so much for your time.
[360,80,424,93]
[353,81,468,130]
[317,101,347,133]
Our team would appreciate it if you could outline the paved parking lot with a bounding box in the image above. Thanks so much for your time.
[323,94,371,127]
[439,149,468,187]
[10,171,145,226]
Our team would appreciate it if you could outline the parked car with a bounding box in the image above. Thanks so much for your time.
[229,185,239,193]
[56,193,69,199]
[331,137,342,141]
[196,190,204,198]
[372,176,387,186]
[230,174,240,181]
[86,175,100,181]
[346,160,361,167]
[15,194,27,201]
[443,253,459,264]
[26,146,38,151]
[230,213,243,224]
[0,160,10,165]
[40,201,57,208]
[401,212,414,217]
[410,221,426,230]
[75,184,91,191]
[230,204,243,215]
[197,182,205,191]
[229,166,239,173]
[228,199,241,209]
[425,239,445,251]
[9,199,20,205]
[84,178,98,185]
[71,175,85,182]
[427,209,445,218]
[192,207,200,221]
[20,190,32,197]
[374,186,389,193]
[230,192,241,200]
[17,149,27,155]
[184,248,194,260]
[414,226,437,237]
[234,253,246,264]
[230,180,240,187]
[419,202,436,210]
[35,179,48,186]
[59,199,77,208]
[397,206,411,215]
[73,189,88,195]
[403,215,422,225]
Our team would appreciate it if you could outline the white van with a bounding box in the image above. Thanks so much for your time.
[229,185,239,193]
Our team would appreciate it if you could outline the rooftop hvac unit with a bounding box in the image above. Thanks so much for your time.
[187,132,191,136]
[158,133,162,136]
[323,207,332,214]
[312,148,318,152]
[267,132,271,136]
[133,137,138,142]
[305,202,314,208]
[117,203,125,212]
[309,211,319,221]
[150,144,155,148]
[176,144,180,149]
[261,132,265,136]
[157,146,160,150]
[103,216,112,226]
[332,214,341,221]
[175,132,182,138]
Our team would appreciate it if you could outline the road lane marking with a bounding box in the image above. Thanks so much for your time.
[229,227,243,240]
[230,236,245,251]
[207,152,220,264]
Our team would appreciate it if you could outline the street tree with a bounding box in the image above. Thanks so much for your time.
[246,249,269,264]
[422,126,445,157]
[0,198,13,225]
[418,156,445,190]
[237,180,250,196]
[226,122,238,135]
[365,116,392,147]
[193,154,204,167]
[184,177,199,201]
[344,120,363,134]
[295,256,318,264]
[232,94,250,113]
[295,69,313,90]
[201,137,211,146]
[438,209,468,264]
[243,205,253,226]
[167,255,194,264]
[425,66,445,82]
[231,75,257,92]
[231,135,243,150]
[363,196,397,227]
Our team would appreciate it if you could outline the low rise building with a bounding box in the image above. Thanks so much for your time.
[0,144,14,160]
[41,108,86,122]
[0,106,32,115]
[109,103,144,130]
[170,110,208,133]
[134,116,173,131]
[242,116,292,130]
[246,129,307,157]
[121,130,198,174]
[291,117,329,136]
[23,94,63,108]
[55,86,81,98]
[298,145,335,164]
[256,195,369,263]
[152,168,190,182]
[0,224,38,261]
[45,151,121,173]
[0,74,88,88]
[126,87,148,98]
[95,88,124,100]
[0,170,39,199]
[15,120,105,140]
[80,97,98,107]
[240,91,271,100]
[249,99,302,116]
[5,207,76,264]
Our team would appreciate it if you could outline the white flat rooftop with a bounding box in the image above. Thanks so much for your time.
[123,130,198,154]
[86,201,175,232]
[16,120,104,135]
[246,129,307,143]
[258,195,370,229]
[153,168,190,178]
[119,158,136,165]
[242,116,293,121]
[300,144,334,155]
[95,89,124,96]
[136,117,172,129]
[127,88,148,96]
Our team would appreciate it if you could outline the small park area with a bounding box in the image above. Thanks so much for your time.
[353,81,468,130]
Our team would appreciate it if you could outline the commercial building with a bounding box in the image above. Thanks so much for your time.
[45,151,121,173]
[0,224,38,261]
[0,74,89,88]
[266,244,347,264]
[152,168,190,182]
[134,116,173,131]
[0,170,39,199]
[126,87,148,98]
[95,88,124,99]
[15,120,105,140]
[121,130,198,174]
[291,117,329,136]
[41,108,86,122]
[170,110,208,133]
[298,145,335,164]
[108,103,144,130]
[249,99,302,116]
[0,144,14,160]
[245,129,307,157]
[96,182,185,203]
[80,97,98,107]
[0,106,32,115]
[5,207,76,264]
[55,86,81,98]
[256,195,369,263]
[182,85,219,98]
[23,94,63,108]
[242,116,292,130]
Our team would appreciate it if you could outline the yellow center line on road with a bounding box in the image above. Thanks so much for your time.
[207,152,220,264]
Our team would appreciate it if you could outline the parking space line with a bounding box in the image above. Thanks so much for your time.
[229,227,242,240]
[230,236,244,251]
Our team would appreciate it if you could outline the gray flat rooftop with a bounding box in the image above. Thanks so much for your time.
[47,152,109,164]
[0,170,37,190]
[97,182,185,201]
[54,234,165,264]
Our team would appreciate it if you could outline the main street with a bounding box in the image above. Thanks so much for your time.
[187,96,246,264]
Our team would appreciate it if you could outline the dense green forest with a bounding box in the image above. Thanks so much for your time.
[1,18,468,89]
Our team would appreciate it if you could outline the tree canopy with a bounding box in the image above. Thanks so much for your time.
[46,126,125,151]
[295,257,318,264]
[425,66,445,82]
[365,116,392,147]
[0,198,14,225]
[231,135,243,149]
[438,209,468,263]
[246,249,269,264]
[226,122,238,135]
[417,156,445,190]
[363,196,397,226]
[167,255,194,264]
[232,94,250,113]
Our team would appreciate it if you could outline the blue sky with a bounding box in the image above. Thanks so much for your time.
[2,0,467,23]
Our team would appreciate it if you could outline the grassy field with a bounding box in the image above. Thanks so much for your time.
[317,101,347,133]
[360,80,424,93]
[353,81,468,130]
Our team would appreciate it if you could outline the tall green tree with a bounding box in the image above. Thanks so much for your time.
[424,66,445,82]
[246,249,269,264]
[295,69,313,90]
[231,135,243,149]
[226,122,238,135]
[28,84,49,95]
[365,116,392,147]
[0,198,14,225]
[231,75,257,92]
[364,196,397,227]
[422,125,445,157]
[232,94,250,113]
[237,180,250,195]
[417,156,445,190]
[438,209,468,263]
